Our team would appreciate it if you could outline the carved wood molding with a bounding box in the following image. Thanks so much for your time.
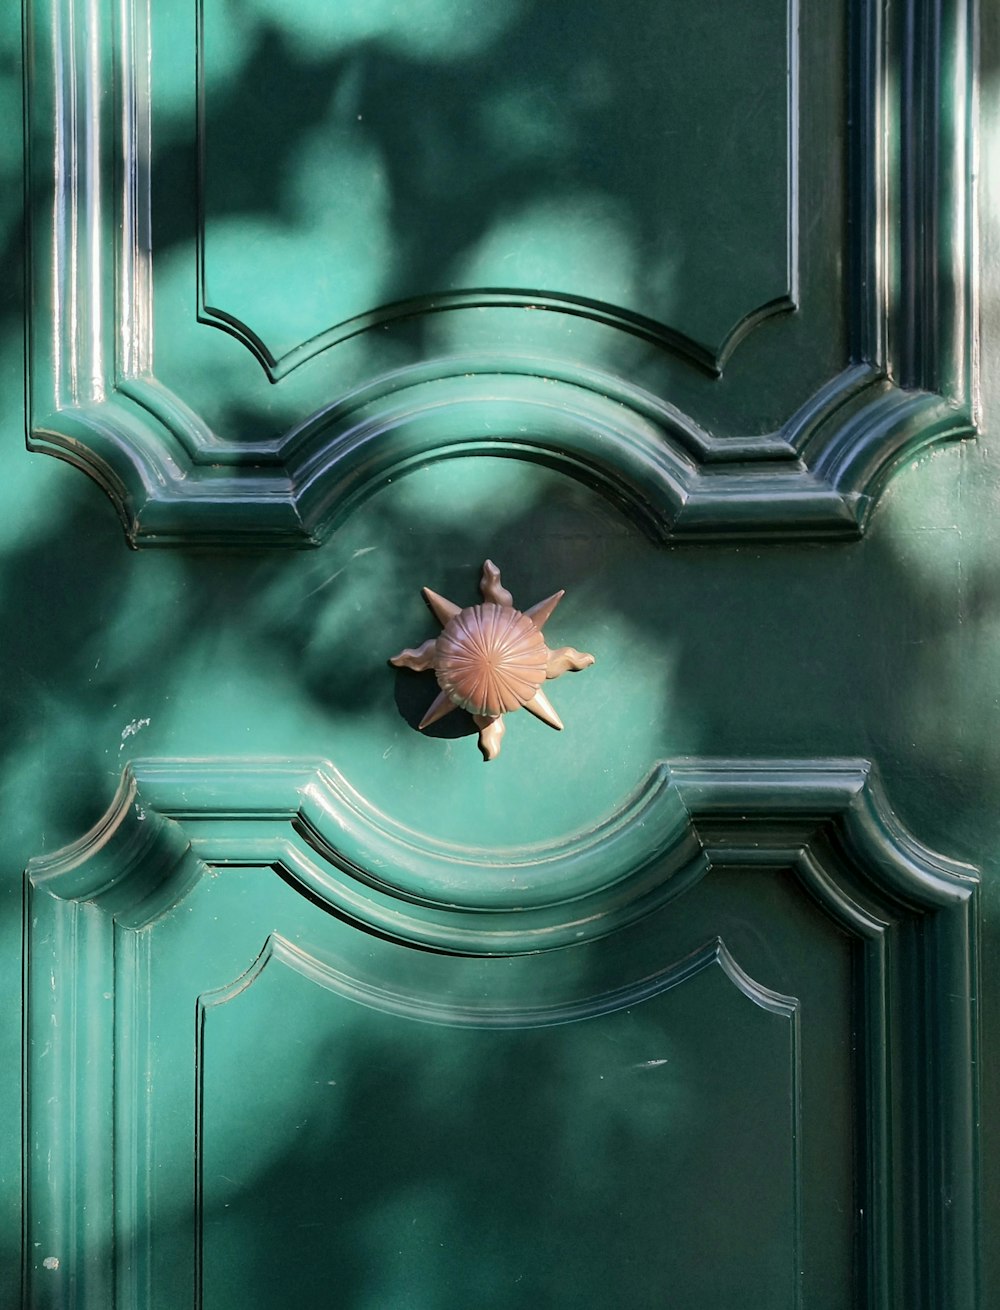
[24,755,980,1305]
[29,756,976,948]
[23,0,977,544]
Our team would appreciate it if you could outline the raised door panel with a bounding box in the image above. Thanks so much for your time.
[197,0,793,370]
[24,759,978,1308]
[15,1,984,1307]
[24,0,975,543]
[198,938,799,1309]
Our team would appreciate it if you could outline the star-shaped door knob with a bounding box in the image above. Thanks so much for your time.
[391,560,595,761]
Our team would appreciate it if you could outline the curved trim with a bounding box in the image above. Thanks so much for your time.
[28,756,977,954]
[197,932,797,1029]
[198,289,797,386]
[24,757,980,1308]
[28,364,971,547]
[23,0,978,546]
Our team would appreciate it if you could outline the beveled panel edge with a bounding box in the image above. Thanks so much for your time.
[873,0,979,411]
[669,757,981,1305]
[195,932,795,1031]
[22,755,981,1307]
[22,0,977,547]
[26,364,969,546]
[197,290,792,388]
[26,755,977,948]
[193,0,797,379]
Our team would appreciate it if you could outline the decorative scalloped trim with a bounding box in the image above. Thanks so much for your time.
[24,0,978,545]
[23,756,981,1306]
[196,932,797,1029]
[29,756,976,949]
[28,365,973,546]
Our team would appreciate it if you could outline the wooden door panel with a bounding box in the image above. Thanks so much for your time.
[199,936,799,1310]
[24,0,974,543]
[198,0,793,367]
[24,759,977,1307]
[14,0,987,1306]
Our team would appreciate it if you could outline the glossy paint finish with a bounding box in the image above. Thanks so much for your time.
[5,0,999,1307]
[23,0,974,543]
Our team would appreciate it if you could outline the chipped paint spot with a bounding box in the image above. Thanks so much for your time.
[120,717,151,751]
[42,1257,59,1271]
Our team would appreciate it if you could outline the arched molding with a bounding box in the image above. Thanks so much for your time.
[24,756,980,1306]
[23,0,978,545]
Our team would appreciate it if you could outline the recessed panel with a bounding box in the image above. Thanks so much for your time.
[23,761,979,1306]
[198,942,798,1309]
[200,0,791,368]
[25,0,975,540]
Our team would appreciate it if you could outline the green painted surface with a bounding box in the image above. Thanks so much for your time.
[200,0,789,363]
[5,0,999,1306]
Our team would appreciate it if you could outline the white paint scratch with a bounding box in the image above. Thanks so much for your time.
[301,547,379,600]
[302,568,345,600]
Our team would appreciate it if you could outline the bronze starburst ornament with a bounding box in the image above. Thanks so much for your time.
[391,560,595,761]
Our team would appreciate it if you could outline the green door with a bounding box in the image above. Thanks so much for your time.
[6,0,996,1306]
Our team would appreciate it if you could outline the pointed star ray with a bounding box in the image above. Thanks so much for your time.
[422,588,461,626]
[523,687,564,731]
[418,688,460,730]
[525,591,564,630]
